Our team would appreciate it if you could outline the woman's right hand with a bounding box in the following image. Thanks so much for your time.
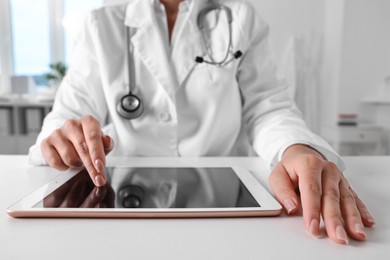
[41,115,113,187]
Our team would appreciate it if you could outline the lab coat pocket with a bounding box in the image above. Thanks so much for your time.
[187,61,242,117]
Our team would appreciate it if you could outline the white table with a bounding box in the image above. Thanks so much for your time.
[1,156,389,259]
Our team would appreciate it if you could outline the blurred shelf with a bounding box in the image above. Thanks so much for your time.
[361,98,390,105]
[322,124,386,155]
[0,96,53,155]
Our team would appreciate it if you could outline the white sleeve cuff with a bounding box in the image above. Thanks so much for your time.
[28,144,47,166]
[272,140,346,171]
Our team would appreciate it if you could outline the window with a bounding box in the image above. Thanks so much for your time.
[9,0,103,80]
[10,0,50,75]
[63,0,103,64]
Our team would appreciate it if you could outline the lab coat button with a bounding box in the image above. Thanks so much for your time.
[158,112,171,122]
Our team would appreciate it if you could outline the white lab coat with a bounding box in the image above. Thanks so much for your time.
[29,0,344,170]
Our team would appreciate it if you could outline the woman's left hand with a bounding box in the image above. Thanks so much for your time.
[268,144,375,245]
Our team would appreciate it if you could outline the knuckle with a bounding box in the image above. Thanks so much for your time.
[44,153,56,166]
[309,206,322,216]
[277,187,293,196]
[325,213,341,223]
[325,161,340,172]
[89,147,100,158]
[323,188,340,202]
[62,152,82,167]
[340,191,355,202]
[46,156,66,171]
[76,141,89,154]
[50,129,62,139]
[305,182,322,195]
[41,138,51,150]
[63,119,80,130]
[86,132,101,143]
[327,169,341,183]
[53,162,67,171]
[297,154,324,176]
[349,210,362,220]
[82,115,98,125]
[301,154,324,167]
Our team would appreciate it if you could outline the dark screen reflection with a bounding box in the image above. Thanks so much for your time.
[42,169,115,208]
[38,168,260,209]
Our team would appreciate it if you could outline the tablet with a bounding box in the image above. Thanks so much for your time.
[7,166,282,218]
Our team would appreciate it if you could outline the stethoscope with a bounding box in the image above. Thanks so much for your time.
[118,184,144,208]
[117,0,243,120]
[116,26,144,120]
[195,2,243,66]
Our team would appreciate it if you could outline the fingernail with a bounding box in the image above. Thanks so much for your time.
[336,225,349,245]
[309,219,320,238]
[283,198,297,214]
[354,223,367,239]
[95,159,104,173]
[94,174,106,187]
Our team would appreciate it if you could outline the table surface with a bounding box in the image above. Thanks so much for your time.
[1,156,389,260]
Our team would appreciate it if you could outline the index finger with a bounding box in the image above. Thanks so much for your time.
[64,116,104,186]
[80,116,107,186]
[269,163,300,215]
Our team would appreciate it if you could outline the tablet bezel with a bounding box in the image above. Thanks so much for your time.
[7,166,282,218]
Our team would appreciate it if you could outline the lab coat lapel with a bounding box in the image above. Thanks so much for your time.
[124,0,178,103]
[171,1,206,90]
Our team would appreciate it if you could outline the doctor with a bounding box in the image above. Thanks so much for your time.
[29,0,374,244]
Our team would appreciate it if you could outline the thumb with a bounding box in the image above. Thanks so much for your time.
[269,163,300,215]
[102,135,114,155]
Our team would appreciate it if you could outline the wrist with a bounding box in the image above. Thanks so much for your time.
[282,144,325,160]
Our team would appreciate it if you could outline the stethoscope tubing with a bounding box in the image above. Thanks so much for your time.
[199,7,234,66]
[126,27,136,95]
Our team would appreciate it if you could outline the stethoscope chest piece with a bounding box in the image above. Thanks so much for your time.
[118,185,145,208]
[117,93,144,120]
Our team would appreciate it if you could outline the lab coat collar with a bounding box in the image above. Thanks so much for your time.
[124,0,153,28]
[123,0,195,28]
[124,0,178,103]
[123,0,211,97]
[171,0,209,89]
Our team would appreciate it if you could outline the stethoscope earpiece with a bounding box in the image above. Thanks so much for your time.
[195,50,243,65]
[233,51,243,59]
[195,3,242,66]
[195,56,204,63]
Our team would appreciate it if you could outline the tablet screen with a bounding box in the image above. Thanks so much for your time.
[33,167,261,209]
